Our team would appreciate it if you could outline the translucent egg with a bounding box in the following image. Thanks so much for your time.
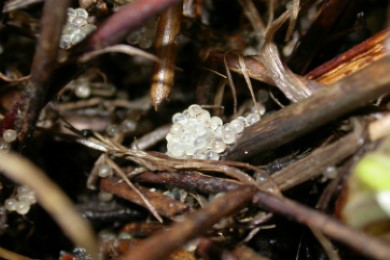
[67,8,76,18]
[17,192,37,204]
[183,119,198,133]
[0,140,10,153]
[60,34,72,49]
[127,31,142,44]
[172,113,186,124]
[221,128,236,144]
[106,124,120,137]
[169,124,182,135]
[63,24,78,35]
[74,83,91,98]
[182,109,191,119]
[70,31,87,45]
[213,126,223,139]
[181,132,195,145]
[196,110,211,124]
[246,112,261,126]
[223,123,233,132]
[229,118,245,133]
[211,139,226,153]
[184,145,195,156]
[194,124,209,136]
[17,186,31,195]
[252,103,266,116]
[3,129,17,143]
[210,116,223,130]
[188,104,202,118]
[4,198,17,211]
[323,166,337,179]
[121,119,137,133]
[71,16,87,26]
[99,230,117,242]
[170,143,185,157]
[206,150,220,161]
[166,133,180,144]
[98,191,113,202]
[118,232,132,240]
[193,149,207,160]
[97,164,113,178]
[15,201,30,215]
[194,134,210,149]
[139,37,153,49]
[75,8,88,19]
[82,24,97,35]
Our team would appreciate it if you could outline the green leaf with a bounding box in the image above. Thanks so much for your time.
[355,153,390,192]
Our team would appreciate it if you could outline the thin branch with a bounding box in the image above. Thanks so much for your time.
[2,0,71,142]
[105,157,164,223]
[123,185,256,260]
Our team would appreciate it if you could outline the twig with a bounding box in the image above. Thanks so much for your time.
[123,185,257,260]
[271,119,364,190]
[252,190,390,259]
[130,124,171,150]
[0,72,30,83]
[105,157,164,223]
[309,226,341,260]
[0,152,98,256]
[285,0,300,41]
[78,44,161,64]
[225,56,390,161]
[135,171,241,193]
[2,0,71,142]
[100,177,188,218]
[260,43,313,102]
[238,0,266,48]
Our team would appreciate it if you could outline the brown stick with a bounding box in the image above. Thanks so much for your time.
[100,177,189,218]
[271,120,363,190]
[123,185,256,260]
[2,0,71,142]
[252,190,390,260]
[225,56,390,161]
[135,171,241,193]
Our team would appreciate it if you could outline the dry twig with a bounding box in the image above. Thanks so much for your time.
[123,185,256,260]
[0,152,98,256]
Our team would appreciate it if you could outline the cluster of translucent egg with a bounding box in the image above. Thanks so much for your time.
[60,8,96,49]
[166,105,263,160]
[4,186,37,215]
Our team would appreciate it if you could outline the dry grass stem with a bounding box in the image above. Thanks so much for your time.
[0,152,98,256]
